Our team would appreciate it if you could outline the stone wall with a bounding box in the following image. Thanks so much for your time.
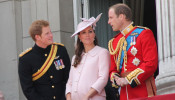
[0,0,74,99]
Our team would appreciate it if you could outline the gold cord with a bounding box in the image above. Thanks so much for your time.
[108,37,128,72]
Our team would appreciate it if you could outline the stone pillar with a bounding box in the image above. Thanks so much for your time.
[0,0,19,100]
[59,0,74,58]
[30,0,74,57]
[155,0,175,95]
[0,0,74,100]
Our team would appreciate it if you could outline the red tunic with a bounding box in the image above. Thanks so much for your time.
[109,26,158,100]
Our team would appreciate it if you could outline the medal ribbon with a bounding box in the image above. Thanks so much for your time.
[32,44,58,81]
[119,28,144,70]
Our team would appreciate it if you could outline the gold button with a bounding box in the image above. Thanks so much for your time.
[52,85,55,88]
[50,76,53,79]
[53,96,56,99]
[45,54,47,56]
[116,93,118,96]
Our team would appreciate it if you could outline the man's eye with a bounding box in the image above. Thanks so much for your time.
[89,31,93,33]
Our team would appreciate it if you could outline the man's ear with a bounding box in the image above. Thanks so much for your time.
[35,35,40,41]
[119,14,125,19]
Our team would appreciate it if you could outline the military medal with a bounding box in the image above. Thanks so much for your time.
[130,46,138,56]
[54,60,60,70]
[54,56,59,59]
[60,59,65,68]
[132,57,140,66]
[133,36,136,45]
[130,37,133,46]
[54,59,65,70]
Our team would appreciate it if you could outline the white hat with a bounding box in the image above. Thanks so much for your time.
[71,13,102,37]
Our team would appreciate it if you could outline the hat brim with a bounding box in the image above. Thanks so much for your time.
[71,13,102,37]
[71,22,94,37]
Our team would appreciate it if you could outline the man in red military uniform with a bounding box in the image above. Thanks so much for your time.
[108,3,158,100]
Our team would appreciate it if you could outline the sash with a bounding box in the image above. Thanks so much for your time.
[32,44,58,81]
[119,28,144,70]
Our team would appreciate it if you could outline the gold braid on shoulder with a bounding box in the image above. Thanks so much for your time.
[108,37,127,72]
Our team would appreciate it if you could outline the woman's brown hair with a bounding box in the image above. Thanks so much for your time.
[73,31,98,67]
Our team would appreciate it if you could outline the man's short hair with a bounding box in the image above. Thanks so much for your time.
[29,20,49,41]
[110,3,132,21]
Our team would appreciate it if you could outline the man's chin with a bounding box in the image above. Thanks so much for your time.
[50,41,53,44]
[48,42,53,45]
[113,29,118,32]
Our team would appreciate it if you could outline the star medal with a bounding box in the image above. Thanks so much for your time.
[132,57,140,66]
[130,46,138,56]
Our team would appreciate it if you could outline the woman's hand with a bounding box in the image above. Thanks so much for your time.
[66,93,71,100]
[82,95,90,100]
[82,88,98,100]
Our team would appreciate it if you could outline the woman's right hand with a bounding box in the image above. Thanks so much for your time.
[66,93,71,100]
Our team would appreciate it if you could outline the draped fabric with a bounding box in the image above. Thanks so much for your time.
[89,0,122,49]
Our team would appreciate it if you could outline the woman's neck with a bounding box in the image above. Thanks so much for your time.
[84,44,95,53]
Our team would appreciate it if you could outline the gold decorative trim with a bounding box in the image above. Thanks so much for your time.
[136,26,149,29]
[110,72,119,88]
[19,48,32,57]
[32,44,58,81]
[121,23,134,36]
[125,68,144,84]
[112,83,119,88]
[108,37,127,72]
[134,78,140,85]
[53,42,64,46]
[110,72,120,87]
[110,72,117,83]
[130,32,139,36]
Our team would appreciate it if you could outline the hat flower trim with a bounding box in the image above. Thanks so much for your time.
[71,13,102,37]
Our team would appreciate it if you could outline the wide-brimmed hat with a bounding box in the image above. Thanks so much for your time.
[71,13,102,37]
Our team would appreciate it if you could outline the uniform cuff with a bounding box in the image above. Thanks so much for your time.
[125,68,144,88]
[110,72,120,88]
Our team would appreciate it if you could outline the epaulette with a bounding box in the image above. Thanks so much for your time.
[136,26,149,29]
[19,48,32,57]
[53,42,64,46]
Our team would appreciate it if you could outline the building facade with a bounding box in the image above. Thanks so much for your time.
[0,0,74,100]
[0,0,174,100]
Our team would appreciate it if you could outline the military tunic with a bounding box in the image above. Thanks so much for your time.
[109,26,158,100]
[18,43,71,100]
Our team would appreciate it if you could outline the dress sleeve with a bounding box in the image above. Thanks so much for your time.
[65,56,75,94]
[91,49,110,93]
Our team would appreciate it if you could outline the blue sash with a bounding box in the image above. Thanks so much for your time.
[119,28,144,70]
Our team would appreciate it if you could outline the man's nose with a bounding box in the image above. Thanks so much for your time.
[50,32,53,37]
[108,20,110,24]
